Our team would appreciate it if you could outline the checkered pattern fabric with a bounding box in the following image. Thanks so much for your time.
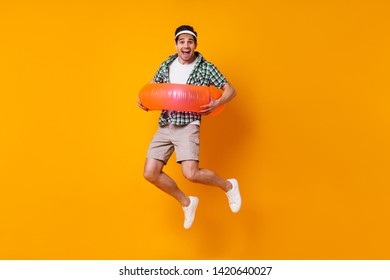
[152,52,227,126]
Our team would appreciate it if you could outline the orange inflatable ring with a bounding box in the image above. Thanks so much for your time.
[139,83,225,116]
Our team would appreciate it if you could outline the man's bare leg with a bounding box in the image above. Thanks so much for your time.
[143,158,199,229]
[181,160,233,191]
[181,160,241,213]
[143,158,190,206]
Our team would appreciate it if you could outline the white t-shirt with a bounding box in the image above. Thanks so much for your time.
[169,56,198,84]
[169,56,201,125]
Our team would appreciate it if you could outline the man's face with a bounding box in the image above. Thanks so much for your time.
[175,34,197,64]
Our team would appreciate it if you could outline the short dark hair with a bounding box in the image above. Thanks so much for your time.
[174,25,197,43]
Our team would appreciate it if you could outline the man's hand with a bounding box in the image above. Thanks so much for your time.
[199,97,220,115]
[199,82,236,115]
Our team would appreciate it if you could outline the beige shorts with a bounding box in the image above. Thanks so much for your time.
[146,124,200,164]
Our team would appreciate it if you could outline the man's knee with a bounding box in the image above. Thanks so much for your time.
[182,167,198,182]
[143,168,158,183]
[143,159,163,183]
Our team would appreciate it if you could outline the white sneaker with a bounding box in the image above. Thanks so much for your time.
[182,196,199,229]
[226,179,241,213]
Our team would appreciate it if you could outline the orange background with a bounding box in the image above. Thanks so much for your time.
[1,0,389,259]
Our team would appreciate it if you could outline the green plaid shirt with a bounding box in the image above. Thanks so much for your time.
[153,52,227,126]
